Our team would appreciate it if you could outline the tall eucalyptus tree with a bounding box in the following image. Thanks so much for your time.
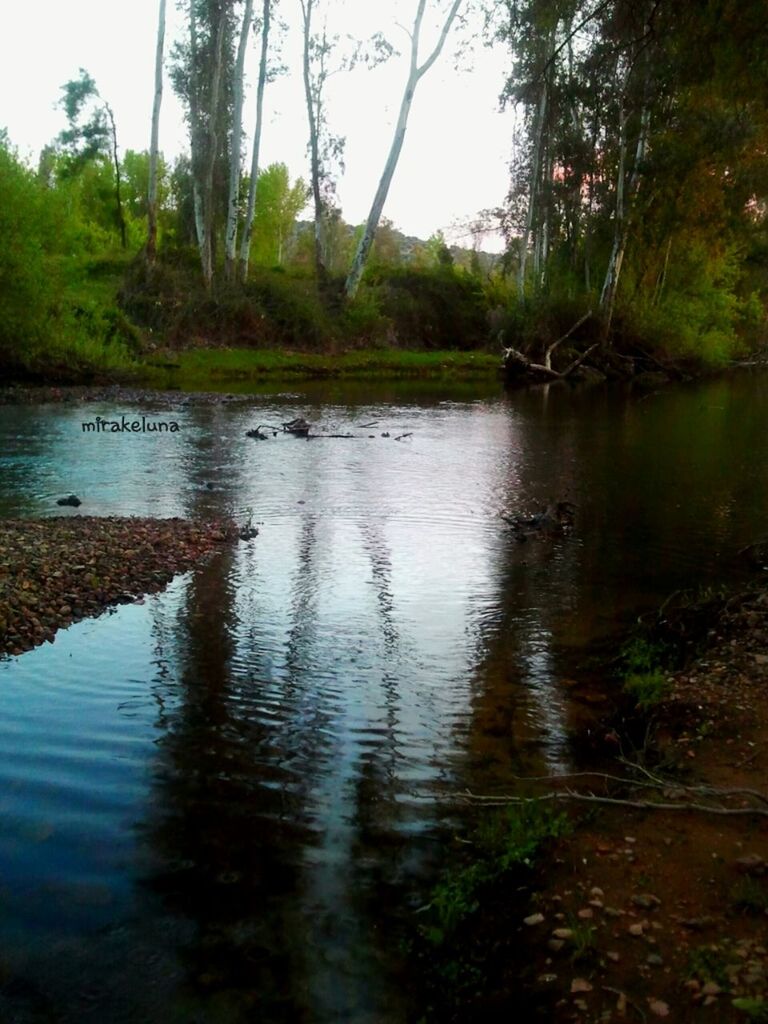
[344,0,463,300]
[238,0,275,280]
[224,0,254,280]
[147,0,167,263]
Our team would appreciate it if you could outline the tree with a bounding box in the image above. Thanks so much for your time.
[224,0,254,279]
[170,0,236,286]
[344,0,463,300]
[239,0,275,280]
[299,0,333,287]
[147,0,167,263]
[58,69,127,249]
[248,163,308,266]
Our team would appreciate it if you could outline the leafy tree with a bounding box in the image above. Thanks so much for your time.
[170,0,237,286]
[490,0,768,357]
[249,163,308,266]
[58,69,127,248]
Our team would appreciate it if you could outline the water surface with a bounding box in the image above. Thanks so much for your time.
[1,374,766,1021]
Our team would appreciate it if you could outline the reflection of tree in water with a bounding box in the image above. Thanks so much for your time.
[459,387,584,783]
[138,425,319,1021]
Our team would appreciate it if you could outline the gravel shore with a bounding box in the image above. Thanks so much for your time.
[0,516,239,657]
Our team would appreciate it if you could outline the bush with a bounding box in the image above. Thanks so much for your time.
[369,265,489,349]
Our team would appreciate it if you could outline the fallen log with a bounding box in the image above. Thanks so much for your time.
[503,311,596,381]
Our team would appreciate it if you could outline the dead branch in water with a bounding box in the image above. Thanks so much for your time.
[503,311,595,380]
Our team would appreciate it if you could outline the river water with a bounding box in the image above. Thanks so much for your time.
[0,374,767,1021]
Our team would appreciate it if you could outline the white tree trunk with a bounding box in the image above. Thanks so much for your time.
[201,6,227,287]
[239,0,271,280]
[225,0,254,281]
[188,0,205,255]
[300,0,328,287]
[600,94,650,337]
[518,75,548,301]
[147,0,166,263]
[344,0,462,300]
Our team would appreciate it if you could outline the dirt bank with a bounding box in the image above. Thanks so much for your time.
[502,590,768,1022]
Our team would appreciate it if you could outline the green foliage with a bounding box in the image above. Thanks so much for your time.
[249,163,309,268]
[0,136,137,378]
[622,671,669,710]
[687,945,731,988]
[370,266,489,349]
[618,633,672,709]
[732,998,768,1021]
[422,802,570,946]
[620,636,671,676]
[565,914,597,964]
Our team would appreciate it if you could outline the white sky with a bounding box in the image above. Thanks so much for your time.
[0,0,513,251]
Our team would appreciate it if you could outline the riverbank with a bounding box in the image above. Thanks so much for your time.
[0,517,241,657]
[426,587,768,1021]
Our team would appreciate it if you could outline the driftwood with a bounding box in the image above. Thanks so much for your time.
[458,789,768,818]
[457,766,768,818]
[503,310,596,380]
[245,418,413,443]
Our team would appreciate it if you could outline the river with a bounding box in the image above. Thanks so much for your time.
[0,373,766,1022]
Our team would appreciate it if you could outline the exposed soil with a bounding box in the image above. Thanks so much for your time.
[513,590,768,1022]
[0,516,241,657]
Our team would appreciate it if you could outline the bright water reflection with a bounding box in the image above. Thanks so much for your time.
[1,375,768,1020]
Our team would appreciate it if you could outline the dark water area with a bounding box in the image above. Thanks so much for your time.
[0,373,767,1021]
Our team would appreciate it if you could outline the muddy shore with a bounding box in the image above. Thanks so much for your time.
[0,516,240,657]
[435,588,768,1022]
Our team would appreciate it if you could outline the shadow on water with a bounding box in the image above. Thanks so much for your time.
[2,374,768,1019]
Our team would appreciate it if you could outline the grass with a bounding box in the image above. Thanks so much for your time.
[623,670,670,709]
[140,346,502,386]
[618,634,673,709]
[419,802,571,947]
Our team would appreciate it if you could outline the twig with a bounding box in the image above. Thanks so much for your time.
[514,768,768,806]
[394,432,413,441]
[602,987,646,1022]
[305,433,359,440]
[359,421,378,428]
[458,789,768,817]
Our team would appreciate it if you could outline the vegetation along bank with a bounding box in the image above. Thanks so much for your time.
[1,0,766,385]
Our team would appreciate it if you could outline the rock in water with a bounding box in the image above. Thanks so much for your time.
[56,495,82,507]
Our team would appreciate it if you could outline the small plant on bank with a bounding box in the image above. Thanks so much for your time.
[618,633,673,709]
[565,913,598,964]
[420,802,571,946]
[687,944,731,988]
[732,997,768,1021]
[623,670,670,709]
